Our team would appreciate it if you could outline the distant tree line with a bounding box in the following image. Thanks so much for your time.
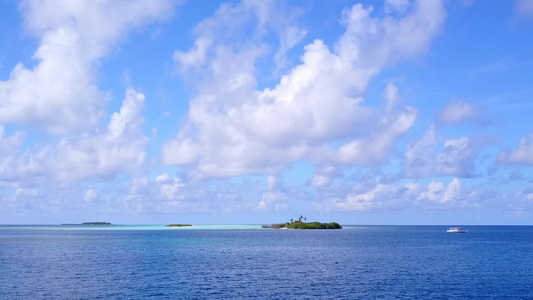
[262,216,342,229]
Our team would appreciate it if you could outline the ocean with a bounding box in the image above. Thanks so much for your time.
[1,225,532,299]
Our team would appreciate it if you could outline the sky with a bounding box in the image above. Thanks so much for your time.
[0,0,532,225]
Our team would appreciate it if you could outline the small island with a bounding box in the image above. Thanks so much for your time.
[82,222,111,225]
[62,222,111,226]
[262,216,342,229]
[165,224,192,227]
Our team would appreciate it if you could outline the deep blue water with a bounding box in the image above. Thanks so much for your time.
[1,225,532,299]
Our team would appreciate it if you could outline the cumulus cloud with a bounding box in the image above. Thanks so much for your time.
[314,182,407,212]
[0,89,148,182]
[418,178,461,204]
[258,190,288,212]
[498,132,533,165]
[173,37,212,70]
[438,100,478,124]
[0,171,296,221]
[336,105,417,166]
[310,165,340,187]
[0,128,28,182]
[0,127,25,156]
[0,0,176,134]
[313,177,482,212]
[121,173,289,214]
[273,26,307,75]
[1,169,529,221]
[163,0,446,179]
[155,172,186,201]
[404,126,479,178]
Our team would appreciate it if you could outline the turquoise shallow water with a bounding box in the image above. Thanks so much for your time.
[0,224,264,231]
[1,225,532,299]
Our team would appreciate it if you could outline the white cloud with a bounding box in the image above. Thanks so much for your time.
[312,178,419,212]
[121,173,287,214]
[173,37,212,69]
[317,183,397,212]
[515,0,533,16]
[84,188,98,203]
[385,0,411,15]
[1,170,530,221]
[0,172,294,219]
[437,137,475,174]
[336,106,418,166]
[313,177,483,212]
[498,132,533,165]
[0,88,148,182]
[0,0,176,134]
[415,177,483,210]
[384,82,400,111]
[0,127,25,156]
[258,191,288,212]
[156,172,185,200]
[274,26,307,75]
[438,100,478,124]
[310,165,339,187]
[404,126,478,177]
[0,127,27,182]
[162,0,446,179]
[418,177,462,204]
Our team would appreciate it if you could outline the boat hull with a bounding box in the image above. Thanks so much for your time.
[447,227,467,233]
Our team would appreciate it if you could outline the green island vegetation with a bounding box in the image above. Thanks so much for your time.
[62,222,111,225]
[82,222,111,225]
[165,224,193,227]
[262,215,342,229]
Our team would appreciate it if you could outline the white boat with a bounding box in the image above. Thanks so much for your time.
[447,227,467,233]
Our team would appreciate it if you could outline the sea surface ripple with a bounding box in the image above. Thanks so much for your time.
[1,225,532,299]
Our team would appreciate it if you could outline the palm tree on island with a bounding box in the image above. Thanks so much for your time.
[262,215,341,229]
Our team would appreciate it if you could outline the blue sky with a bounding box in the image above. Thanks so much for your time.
[1,0,532,225]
